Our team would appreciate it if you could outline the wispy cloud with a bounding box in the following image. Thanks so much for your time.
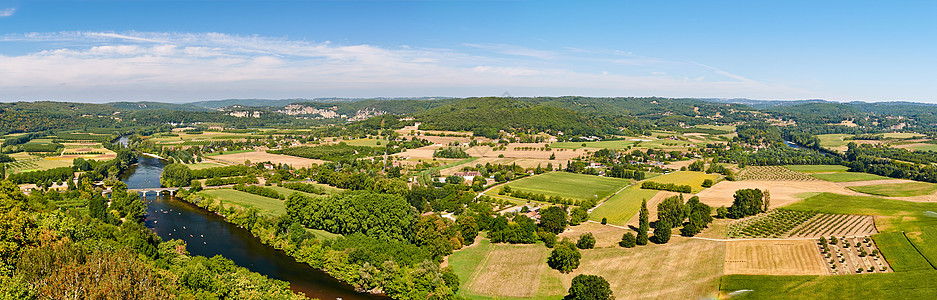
[0,31,814,101]
[0,8,14,17]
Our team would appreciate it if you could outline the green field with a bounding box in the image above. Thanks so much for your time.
[873,232,934,272]
[720,271,937,299]
[199,189,286,216]
[849,182,937,197]
[906,227,937,268]
[817,133,852,148]
[810,172,890,182]
[694,124,737,132]
[447,234,494,298]
[493,172,630,201]
[906,144,937,152]
[636,139,696,148]
[549,139,636,149]
[342,138,383,147]
[783,193,937,232]
[187,162,226,170]
[205,149,254,156]
[783,165,849,173]
[588,185,658,226]
[307,228,342,240]
[266,185,329,198]
[642,171,722,193]
[883,132,924,139]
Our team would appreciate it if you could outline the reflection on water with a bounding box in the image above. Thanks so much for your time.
[122,156,384,300]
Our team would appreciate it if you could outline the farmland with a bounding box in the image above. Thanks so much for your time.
[727,210,819,238]
[724,240,827,275]
[198,188,286,216]
[737,166,819,181]
[783,165,849,173]
[782,193,937,232]
[720,271,937,299]
[871,232,933,272]
[489,172,629,201]
[848,181,937,197]
[787,214,877,238]
[588,185,658,226]
[549,139,636,149]
[449,233,725,299]
[642,171,721,193]
[810,172,891,182]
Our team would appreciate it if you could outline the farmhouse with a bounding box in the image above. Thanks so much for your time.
[454,171,481,181]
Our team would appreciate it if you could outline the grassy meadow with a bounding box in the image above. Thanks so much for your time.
[494,172,630,201]
[199,189,286,216]
[720,271,937,299]
[644,171,721,193]
[810,172,891,182]
[588,185,658,226]
[782,193,937,232]
[872,232,934,272]
[849,182,937,197]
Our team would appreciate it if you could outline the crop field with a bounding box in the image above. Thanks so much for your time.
[211,150,327,168]
[848,182,937,197]
[341,138,383,147]
[265,185,327,198]
[783,165,849,173]
[644,171,721,193]
[450,236,725,299]
[883,132,925,139]
[905,226,937,267]
[634,139,696,149]
[186,162,227,170]
[549,139,636,149]
[817,133,853,148]
[559,222,633,248]
[727,210,819,238]
[736,166,819,181]
[694,124,737,132]
[720,270,937,299]
[787,214,877,238]
[588,185,658,226]
[199,189,286,216]
[205,149,254,156]
[492,172,629,201]
[696,180,858,209]
[783,193,937,233]
[724,240,827,275]
[871,232,931,272]
[810,172,891,182]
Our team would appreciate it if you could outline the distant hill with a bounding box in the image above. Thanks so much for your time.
[188,97,451,109]
[107,101,213,112]
[697,98,832,109]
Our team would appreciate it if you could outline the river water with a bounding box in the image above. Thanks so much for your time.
[120,155,384,299]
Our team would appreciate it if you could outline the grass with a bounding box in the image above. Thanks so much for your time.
[720,271,937,299]
[810,172,891,182]
[449,236,725,299]
[642,171,722,193]
[549,139,636,150]
[417,157,480,177]
[873,232,933,272]
[883,132,924,139]
[817,133,853,148]
[307,228,341,240]
[849,182,937,197]
[342,138,383,147]
[199,189,286,216]
[782,193,937,233]
[205,149,255,156]
[494,172,630,201]
[186,162,226,170]
[694,124,737,132]
[588,185,658,226]
[907,144,937,152]
[265,185,328,198]
[906,226,937,269]
[783,165,848,173]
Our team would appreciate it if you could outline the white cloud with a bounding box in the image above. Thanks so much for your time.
[0,31,816,101]
[0,8,13,17]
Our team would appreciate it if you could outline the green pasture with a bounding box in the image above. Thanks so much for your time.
[782,193,937,233]
[783,165,848,173]
[849,182,937,197]
[720,271,937,299]
[588,185,659,226]
[872,232,933,272]
[810,172,890,182]
[643,171,721,193]
[493,172,630,201]
[199,189,286,216]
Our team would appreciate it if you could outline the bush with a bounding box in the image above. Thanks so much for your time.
[619,232,636,248]
[601,217,607,225]
[701,179,714,188]
[576,233,595,249]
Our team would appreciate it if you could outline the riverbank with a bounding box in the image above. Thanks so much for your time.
[174,189,391,299]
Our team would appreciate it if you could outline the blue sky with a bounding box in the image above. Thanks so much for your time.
[1,0,936,103]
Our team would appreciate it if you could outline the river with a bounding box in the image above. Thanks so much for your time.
[120,154,384,300]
